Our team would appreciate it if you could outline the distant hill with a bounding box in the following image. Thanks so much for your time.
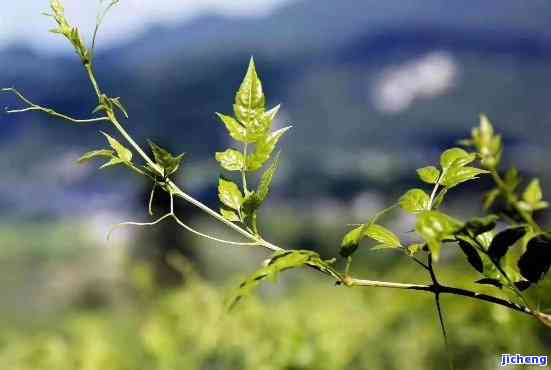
[2,0,551,215]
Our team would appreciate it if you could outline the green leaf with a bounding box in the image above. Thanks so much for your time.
[220,208,240,222]
[101,131,132,162]
[242,104,280,142]
[226,250,333,310]
[241,153,281,216]
[518,234,551,283]
[487,226,526,262]
[464,214,499,236]
[216,113,249,143]
[77,149,114,163]
[241,192,262,217]
[340,226,363,258]
[417,166,440,184]
[218,177,243,211]
[441,166,489,188]
[399,189,430,214]
[457,239,484,273]
[256,153,280,202]
[475,278,503,288]
[520,179,548,211]
[440,148,475,169]
[467,115,502,169]
[339,205,397,257]
[233,58,266,131]
[148,140,185,177]
[416,211,463,261]
[99,157,124,169]
[215,149,245,172]
[111,97,129,118]
[364,224,401,248]
[246,126,291,171]
[406,243,425,256]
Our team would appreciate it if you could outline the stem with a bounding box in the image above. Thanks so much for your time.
[242,143,249,195]
[2,88,109,124]
[172,214,259,247]
[427,256,454,370]
[85,65,102,100]
[347,278,532,315]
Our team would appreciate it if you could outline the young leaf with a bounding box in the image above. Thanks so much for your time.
[523,179,543,204]
[340,226,363,257]
[101,131,132,162]
[233,58,266,132]
[216,113,249,143]
[487,226,526,262]
[416,211,463,261]
[77,149,114,163]
[244,104,281,141]
[440,148,475,170]
[218,177,243,211]
[111,97,129,118]
[241,153,281,217]
[215,149,245,172]
[518,234,551,283]
[246,126,291,171]
[406,243,425,256]
[441,166,489,188]
[220,208,240,222]
[256,153,280,202]
[399,189,430,214]
[148,140,185,177]
[364,224,401,248]
[339,205,397,257]
[417,166,440,184]
[518,178,549,211]
[99,157,124,169]
[226,250,329,310]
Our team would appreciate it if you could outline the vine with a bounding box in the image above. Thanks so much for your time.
[2,1,551,367]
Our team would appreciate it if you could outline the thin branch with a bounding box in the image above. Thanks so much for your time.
[434,293,454,370]
[107,213,173,240]
[347,277,532,315]
[91,0,120,57]
[2,88,109,124]
[428,256,454,370]
[172,214,260,247]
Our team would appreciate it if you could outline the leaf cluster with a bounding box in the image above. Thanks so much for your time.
[216,58,290,234]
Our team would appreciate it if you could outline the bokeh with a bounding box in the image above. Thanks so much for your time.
[1,1,550,369]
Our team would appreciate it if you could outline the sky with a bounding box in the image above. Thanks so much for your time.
[0,0,294,52]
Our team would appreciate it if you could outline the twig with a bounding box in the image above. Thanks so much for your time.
[2,88,109,124]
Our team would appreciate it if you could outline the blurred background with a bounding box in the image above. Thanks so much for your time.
[1,1,551,369]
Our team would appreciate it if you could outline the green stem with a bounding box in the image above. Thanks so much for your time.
[242,143,249,195]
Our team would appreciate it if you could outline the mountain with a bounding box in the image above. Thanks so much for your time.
[2,0,551,215]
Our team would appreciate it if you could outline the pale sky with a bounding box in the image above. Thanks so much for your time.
[0,0,293,52]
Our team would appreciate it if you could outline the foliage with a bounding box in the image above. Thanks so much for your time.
[2,2,551,368]
[0,269,548,370]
